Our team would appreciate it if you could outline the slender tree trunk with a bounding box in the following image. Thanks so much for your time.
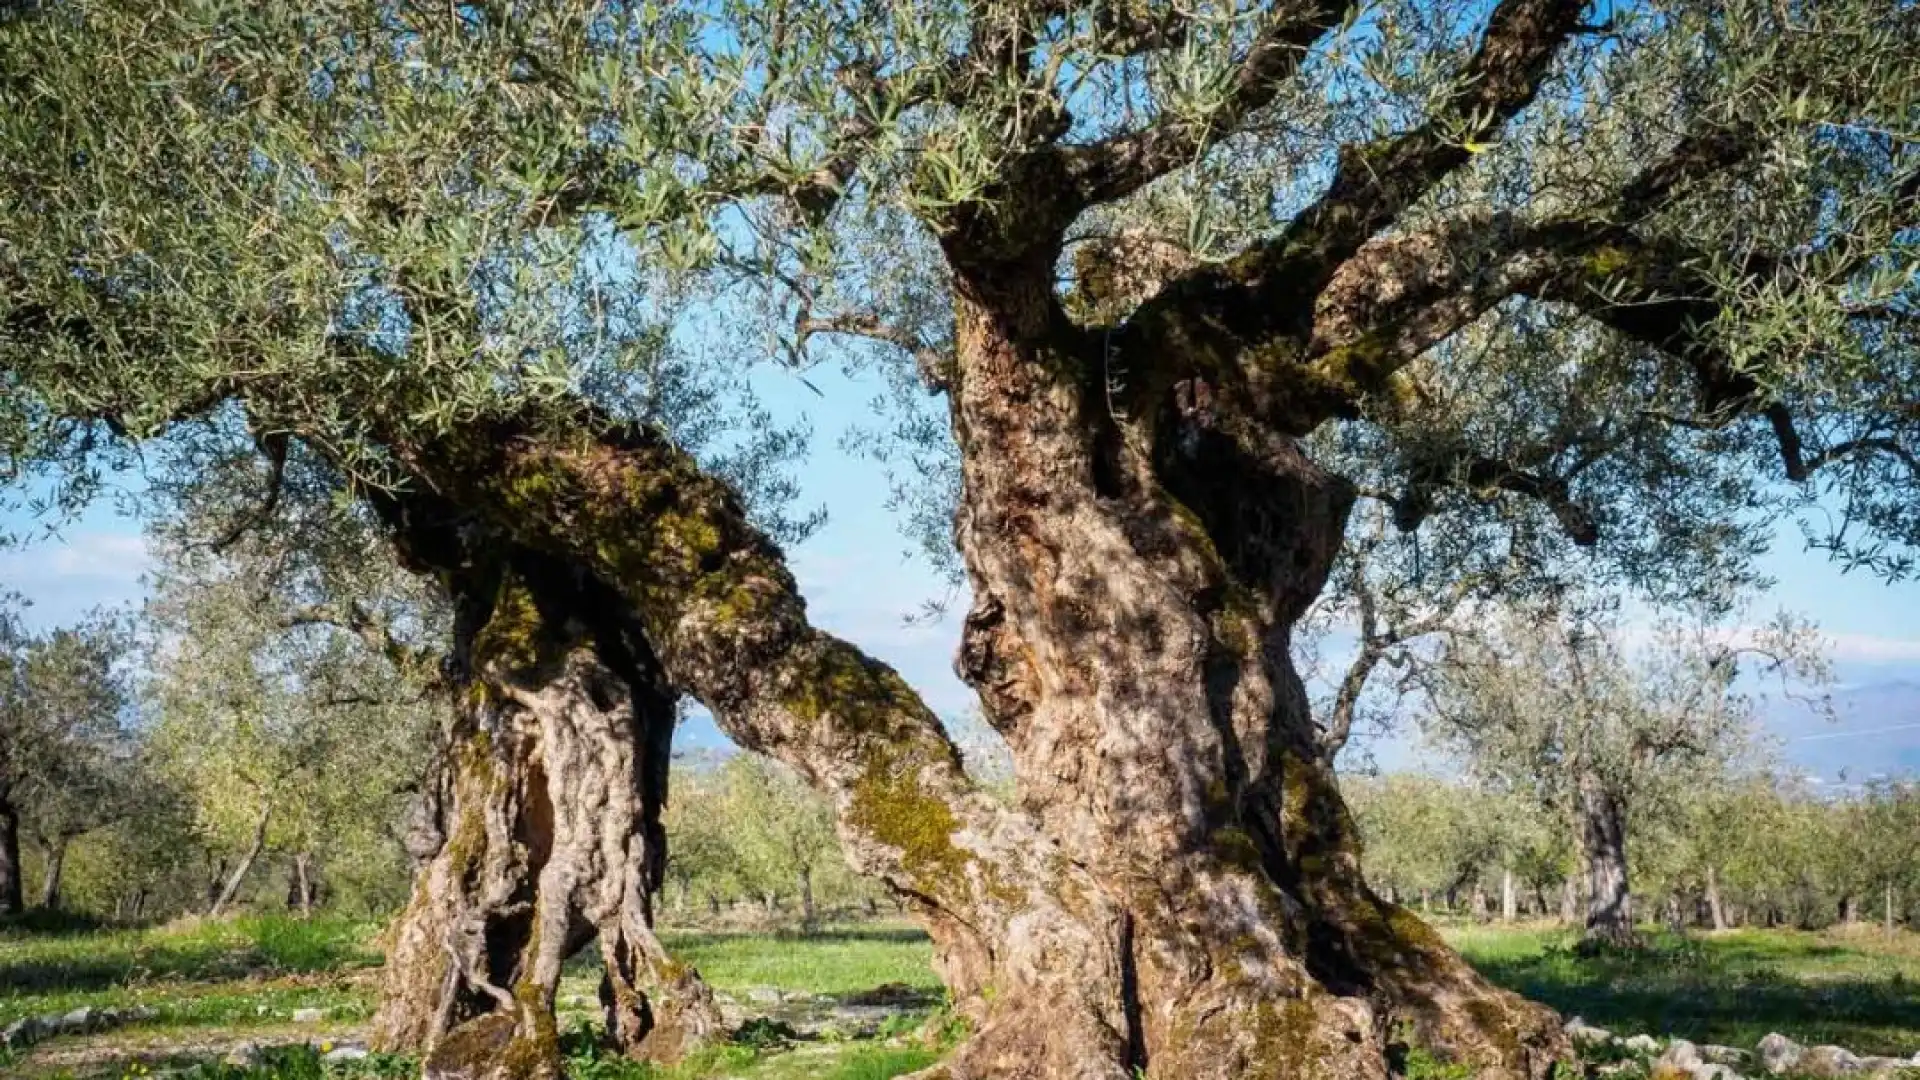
[1501,869,1517,923]
[1705,867,1727,931]
[1471,882,1491,923]
[1887,882,1897,934]
[211,805,273,918]
[1841,895,1858,926]
[37,836,68,911]
[706,892,720,918]
[372,562,720,1077]
[1578,773,1634,947]
[0,789,22,917]
[1559,878,1578,925]
[798,866,816,930]
[288,852,318,916]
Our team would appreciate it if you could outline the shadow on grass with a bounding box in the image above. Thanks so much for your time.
[1469,936,1920,1055]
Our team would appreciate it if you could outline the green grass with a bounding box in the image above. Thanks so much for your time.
[1444,922,1920,1055]
[0,915,379,1032]
[657,927,941,1000]
[11,915,1920,1078]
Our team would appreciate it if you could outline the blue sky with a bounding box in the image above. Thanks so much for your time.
[5,360,1920,771]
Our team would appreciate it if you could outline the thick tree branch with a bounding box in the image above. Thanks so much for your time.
[1056,0,1359,208]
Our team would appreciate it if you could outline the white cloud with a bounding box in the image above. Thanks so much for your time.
[1820,631,1920,665]
[0,532,151,584]
[0,531,153,627]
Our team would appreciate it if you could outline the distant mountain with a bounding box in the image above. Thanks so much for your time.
[1766,678,1920,784]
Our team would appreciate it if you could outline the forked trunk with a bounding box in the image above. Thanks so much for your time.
[882,271,1568,1079]
[288,852,319,916]
[372,566,721,1078]
[1577,774,1634,947]
[211,805,272,918]
[353,276,1569,1076]
[0,787,21,917]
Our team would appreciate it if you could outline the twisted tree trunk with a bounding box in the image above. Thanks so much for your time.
[370,559,722,1076]
[341,221,1570,1074]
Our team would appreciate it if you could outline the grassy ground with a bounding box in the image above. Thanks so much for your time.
[6,914,1920,1077]
[1447,920,1920,1056]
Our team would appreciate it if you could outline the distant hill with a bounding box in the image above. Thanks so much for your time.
[1767,678,1920,784]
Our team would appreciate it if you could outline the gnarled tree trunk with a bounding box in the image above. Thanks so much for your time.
[370,557,721,1078]
[353,297,1569,1077]
[1577,774,1634,947]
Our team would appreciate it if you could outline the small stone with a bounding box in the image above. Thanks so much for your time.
[2,1016,40,1047]
[292,1007,326,1023]
[1702,1045,1750,1066]
[1758,1033,1804,1075]
[58,1006,95,1032]
[1625,1034,1662,1055]
[1660,1040,1704,1069]
[1565,1017,1616,1047]
[746,987,783,1004]
[124,1006,158,1022]
[1859,1056,1913,1079]
[1689,1066,1742,1080]
[224,1041,263,1067]
[1798,1045,1865,1077]
[322,1044,371,1064]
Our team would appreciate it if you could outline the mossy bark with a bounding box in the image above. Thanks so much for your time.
[349,250,1572,1075]
[371,558,721,1076]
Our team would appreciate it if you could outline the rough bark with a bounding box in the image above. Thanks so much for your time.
[211,804,272,918]
[37,836,67,911]
[1706,867,1728,932]
[0,789,23,917]
[347,254,1569,1076]
[1577,775,1635,947]
[371,562,721,1078]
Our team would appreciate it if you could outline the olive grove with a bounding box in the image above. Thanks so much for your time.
[2,0,1917,1077]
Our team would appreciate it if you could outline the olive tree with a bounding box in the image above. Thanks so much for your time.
[3,0,1918,1075]
[0,606,142,913]
[1417,605,1821,945]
